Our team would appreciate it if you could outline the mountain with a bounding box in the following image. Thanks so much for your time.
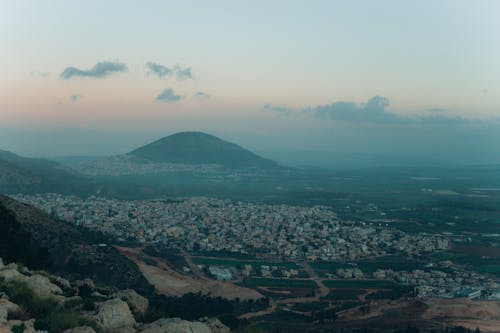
[129,132,281,168]
[0,150,91,194]
[0,195,153,294]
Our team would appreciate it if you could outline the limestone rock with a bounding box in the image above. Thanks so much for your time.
[200,318,230,333]
[0,297,21,324]
[139,318,212,333]
[26,274,63,299]
[5,263,18,271]
[19,266,31,275]
[112,289,149,315]
[53,276,72,290]
[90,291,106,299]
[0,269,26,283]
[76,279,95,291]
[76,279,95,297]
[94,299,135,332]
[0,319,41,333]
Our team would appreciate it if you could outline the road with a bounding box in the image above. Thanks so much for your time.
[239,260,331,319]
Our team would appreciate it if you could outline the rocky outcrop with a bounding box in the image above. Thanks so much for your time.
[26,274,63,299]
[0,267,64,301]
[0,256,231,333]
[94,299,136,332]
[0,318,44,333]
[0,295,20,325]
[139,318,212,333]
[0,268,25,282]
[112,289,148,315]
[200,317,231,333]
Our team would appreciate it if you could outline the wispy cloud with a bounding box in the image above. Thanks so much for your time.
[156,88,182,102]
[60,61,128,79]
[145,62,194,81]
[194,92,210,99]
[146,62,173,78]
[175,65,193,80]
[70,94,83,102]
[265,96,474,125]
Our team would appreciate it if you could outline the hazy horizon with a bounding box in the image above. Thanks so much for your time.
[1,1,500,166]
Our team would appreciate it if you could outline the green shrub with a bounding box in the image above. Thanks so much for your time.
[1,280,96,333]
[11,323,26,333]
[35,309,96,332]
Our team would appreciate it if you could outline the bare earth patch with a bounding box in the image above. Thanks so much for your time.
[116,246,262,301]
[422,298,500,333]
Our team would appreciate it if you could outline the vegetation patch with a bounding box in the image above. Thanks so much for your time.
[240,278,315,288]
[0,279,96,333]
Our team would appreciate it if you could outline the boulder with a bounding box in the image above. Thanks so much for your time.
[76,279,95,291]
[0,270,64,302]
[19,266,31,275]
[0,269,26,283]
[139,318,212,333]
[0,258,4,270]
[76,279,95,297]
[112,289,148,315]
[0,319,42,333]
[200,318,230,333]
[52,276,72,290]
[94,299,135,332]
[5,263,18,271]
[26,275,63,299]
[62,327,96,333]
[90,291,107,299]
[0,297,21,324]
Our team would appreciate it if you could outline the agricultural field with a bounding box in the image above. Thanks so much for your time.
[310,255,426,277]
[192,257,300,269]
[240,278,316,289]
[323,279,397,289]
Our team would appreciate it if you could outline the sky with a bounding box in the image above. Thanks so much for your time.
[1,1,500,164]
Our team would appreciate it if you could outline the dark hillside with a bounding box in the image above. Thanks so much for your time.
[0,196,152,294]
[129,132,280,168]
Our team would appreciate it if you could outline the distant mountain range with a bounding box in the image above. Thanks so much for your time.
[0,150,89,193]
[0,132,283,195]
[129,131,280,169]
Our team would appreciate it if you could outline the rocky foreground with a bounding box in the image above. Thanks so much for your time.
[0,257,230,333]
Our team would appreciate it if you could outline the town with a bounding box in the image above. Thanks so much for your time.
[11,193,449,260]
[10,193,499,302]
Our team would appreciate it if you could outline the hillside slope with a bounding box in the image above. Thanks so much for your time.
[0,196,152,294]
[0,150,91,194]
[129,132,280,168]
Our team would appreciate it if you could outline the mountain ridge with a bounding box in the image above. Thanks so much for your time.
[0,150,92,194]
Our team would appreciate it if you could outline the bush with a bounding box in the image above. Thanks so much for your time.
[35,309,95,332]
[11,323,26,333]
[0,280,96,333]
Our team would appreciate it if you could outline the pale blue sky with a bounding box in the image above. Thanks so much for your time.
[1,1,499,162]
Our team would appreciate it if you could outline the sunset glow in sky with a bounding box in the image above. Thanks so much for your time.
[1,1,500,160]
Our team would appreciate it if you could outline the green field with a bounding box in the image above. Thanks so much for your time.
[192,257,300,269]
[322,288,366,300]
[240,278,316,288]
[429,249,500,277]
[311,255,426,276]
[323,279,396,289]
